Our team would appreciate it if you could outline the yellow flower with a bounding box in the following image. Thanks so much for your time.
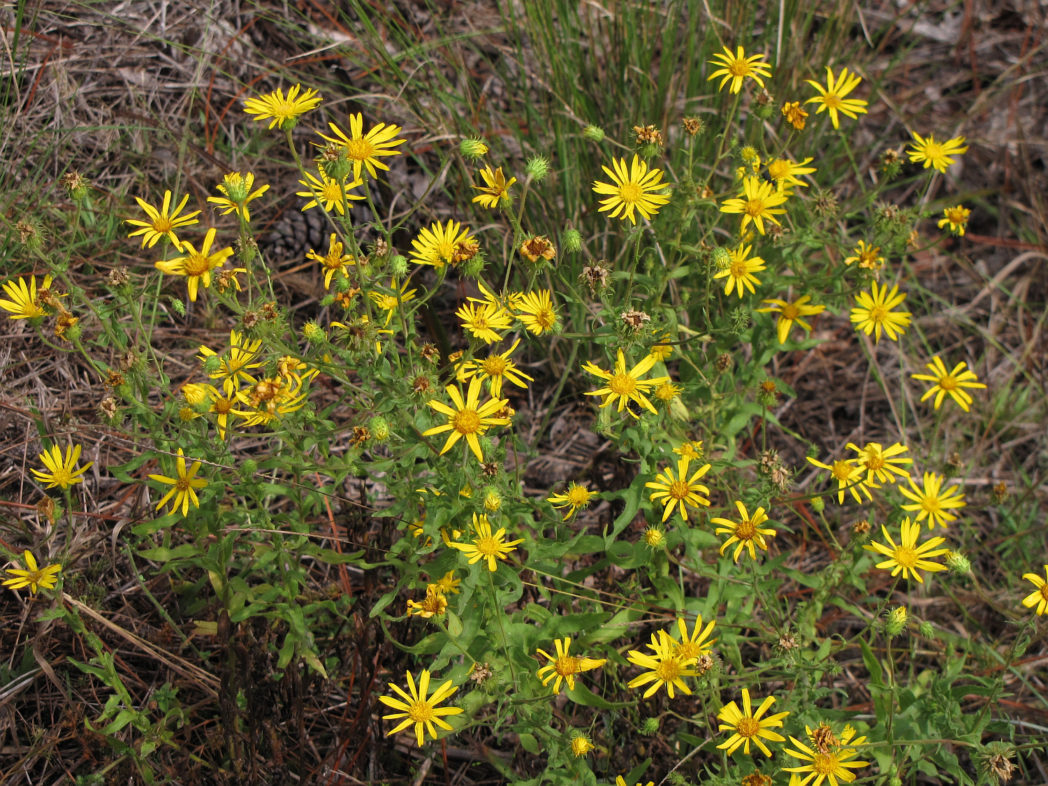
[806,455,874,505]
[843,240,884,272]
[456,300,512,345]
[907,132,968,173]
[782,101,808,130]
[519,235,556,263]
[197,329,263,396]
[766,157,816,191]
[864,518,949,583]
[783,724,870,786]
[757,295,825,344]
[1021,566,1048,615]
[899,472,965,529]
[243,83,321,129]
[938,205,970,236]
[148,448,208,517]
[847,441,912,485]
[423,377,510,462]
[648,341,673,361]
[318,112,406,180]
[207,172,269,222]
[410,220,477,269]
[707,45,772,94]
[1,274,59,320]
[31,443,93,489]
[714,243,766,297]
[307,233,360,289]
[515,289,559,335]
[910,356,986,412]
[378,669,463,746]
[447,512,523,572]
[654,381,681,402]
[154,228,234,302]
[592,154,671,224]
[406,585,447,618]
[645,456,712,522]
[295,170,365,215]
[434,570,461,595]
[674,440,704,460]
[535,636,607,694]
[804,66,868,129]
[644,525,666,548]
[616,779,655,786]
[570,735,595,757]
[472,166,517,208]
[2,550,61,595]
[670,615,717,663]
[126,190,200,249]
[717,689,790,757]
[369,279,417,326]
[583,349,670,418]
[456,338,533,398]
[547,482,596,520]
[712,501,776,562]
[626,630,697,698]
[850,281,911,343]
[186,383,238,440]
[720,176,788,235]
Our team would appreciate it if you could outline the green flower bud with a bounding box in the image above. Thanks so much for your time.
[302,321,326,344]
[460,138,488,159]
[563,228,582,254]
[461,252,485,279]
[370,415,390,441]
[638,142,661,160]
[389,254,409,279]
[525,155,550,181]
[171,298,186,317]
[640,717,660,736]
[946,551,971,575]
[712,246,731,270]
[918,621,934,638]
[240,458,259,478]
[582,125,605,142]
[885,606,907,637]
[810,495,825,513]
[482,486,502,512]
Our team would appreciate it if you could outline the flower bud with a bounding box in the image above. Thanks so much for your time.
[563,228,582,254]
[302,321,326,344]
[946,550,971,575]
[885,606,907,637]
[810,495,825,513]
[482,486,502,513]
[525,155,550,181]
[389,254,409,278]
[582,125,605,142]
[369,415,390,441]
[640,717,660,736]
[460,138,488,159]
[240,458,259,478]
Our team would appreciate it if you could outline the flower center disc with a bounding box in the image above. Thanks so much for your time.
[347,138,374,161]
[618,182,643,204]
[655,658,682,682]
[745,198,765,217]
[782,303,800,319]
[407,700,434,723]
[668,480,690,500]
[554,655,579,677]
[475,535,500,557]
[736,717,760,738]
[868,305,888,324]
[608,373,636,396]
[736,518,757,539]
[184,254,211,276]
[938,375,958,391]
[894,546,918,568]
[813,753,838,775]
[153,216,174,233]
[483,356,508,375]
[453,409,481,434]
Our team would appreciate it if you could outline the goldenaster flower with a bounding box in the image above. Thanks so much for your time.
[535,636,607,694]
[806,455,874,505]
[899,471,965,529]
[207,171,269,222]
[758,295,825,344]
[406,585,447,618]
[626,630,697,698]
[938,205,970,236]
[911,356,986,412]
[472,166,516,208]
[582,349,669,418]
[783,724,870,786]
[447,512,523,571]
[1021,566,1048,615]
[717,689,790,757]
[434,570,461,595]
[674,440,704,460]
[126,190,200,249]
[850,281,911,343]
[456,338,532,397]
[243,84,321,129]
[843,240,884,272]
[712,501,776,562]
[519,235,556,263]
[2,550,61,595]
[766,157,816,191]
[907,132,968,173]
[670,615,717,663]
[154,227,234,302]
[369,279,417,326]
[319,112,405,180]
[183,383,238,440]
[720,176,788,235]
[547,482,596,520]
[1,274,56,320]
[295,170,364,215]
[456,300,512,344]
[847,441,912,485]
[148,448,207,517]
[782,101,808,130]
[410,220,476,269]
[307,233,360,290]
[707,45,772,94]
[592,154,671,224]
[865,518,949,583]
[379,669,462,746]
[714,243,766,297]
[515,289,559,335]
[31,443,93,489]
[804,67,868,129]
[198,329,263,396]
[423,377,510,462]
[645,456,712,522]
[570,735,594,757]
